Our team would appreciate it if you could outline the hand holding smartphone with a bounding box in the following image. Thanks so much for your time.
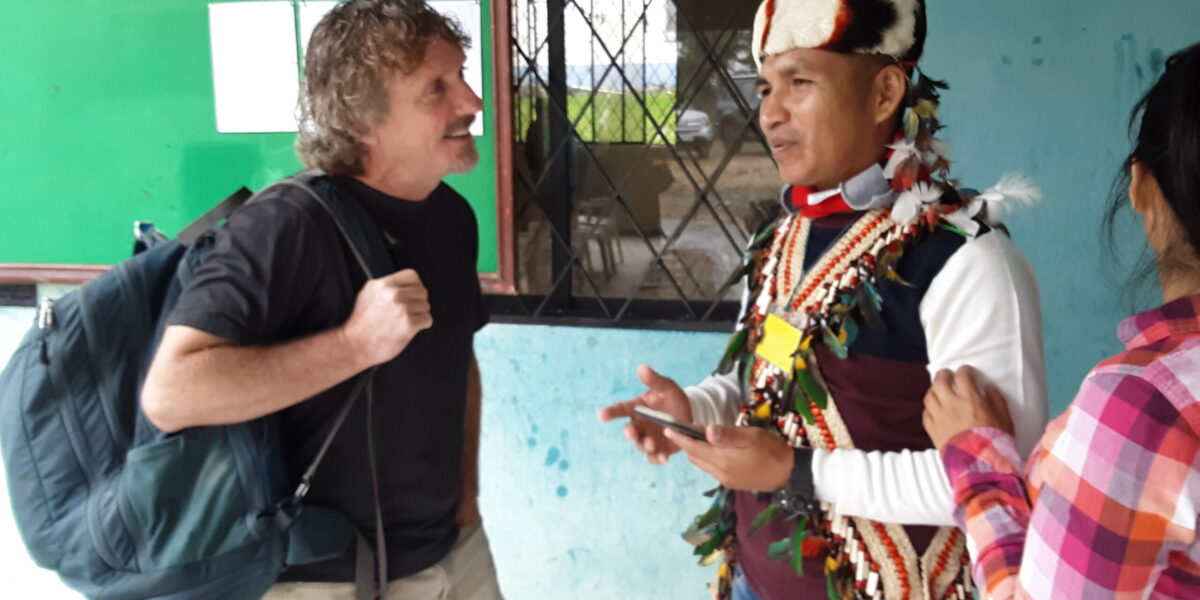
[633,405,707,441]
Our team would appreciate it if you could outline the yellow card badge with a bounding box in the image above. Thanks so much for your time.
[755,314,804,372]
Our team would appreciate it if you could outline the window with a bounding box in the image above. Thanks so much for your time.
[490,0,782,330]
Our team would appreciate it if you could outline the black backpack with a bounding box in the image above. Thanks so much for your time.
[0,172,392,599]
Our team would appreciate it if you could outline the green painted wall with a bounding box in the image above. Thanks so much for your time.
[0,0,498,273]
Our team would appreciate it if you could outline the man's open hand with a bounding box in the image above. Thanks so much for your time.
[341,269,433,367]
[598,365,695,465]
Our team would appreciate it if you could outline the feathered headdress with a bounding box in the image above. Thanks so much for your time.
[751,0,927,68]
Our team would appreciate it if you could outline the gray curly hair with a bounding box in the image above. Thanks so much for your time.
[296,0,469,176]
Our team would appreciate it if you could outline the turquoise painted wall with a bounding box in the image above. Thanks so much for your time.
[923,1,1200,409]
[3,1,1200,599]
[475,324,725,599]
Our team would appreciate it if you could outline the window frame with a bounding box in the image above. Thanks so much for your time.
[486,0,773,331]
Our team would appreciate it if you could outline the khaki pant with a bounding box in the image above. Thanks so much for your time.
[263,523,503,600]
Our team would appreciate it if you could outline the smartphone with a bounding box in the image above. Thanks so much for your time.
[633,406,708,441]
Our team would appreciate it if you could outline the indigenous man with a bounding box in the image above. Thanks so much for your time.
[600,1,1048,598]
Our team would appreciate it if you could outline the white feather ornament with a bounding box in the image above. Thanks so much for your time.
[976,172,1042,225]
[943,197,983,237]
[890,181,942,225]
[924,138,951,164]
[883,139,918,179]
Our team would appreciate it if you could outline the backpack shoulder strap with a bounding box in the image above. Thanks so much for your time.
[271,172,396,598]
[248,172,391,496]
[269,170,395,280]
[176,187,254,246]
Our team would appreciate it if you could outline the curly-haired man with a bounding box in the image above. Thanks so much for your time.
[142,1,502,598]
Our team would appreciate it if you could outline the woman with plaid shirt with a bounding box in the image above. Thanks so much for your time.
[922,43,1200,599]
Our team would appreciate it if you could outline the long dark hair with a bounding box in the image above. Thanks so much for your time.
[1104,42,1200,291]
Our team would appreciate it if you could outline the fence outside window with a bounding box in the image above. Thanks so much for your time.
[489,0,783,330]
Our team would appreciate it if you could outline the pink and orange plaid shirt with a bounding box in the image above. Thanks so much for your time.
[941,295,1200,599]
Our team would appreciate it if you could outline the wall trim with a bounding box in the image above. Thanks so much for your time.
[0,264,109,284]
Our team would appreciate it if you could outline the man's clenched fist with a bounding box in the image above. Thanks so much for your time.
[341,269,433,366]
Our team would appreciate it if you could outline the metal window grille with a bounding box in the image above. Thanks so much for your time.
[490,0,782,331]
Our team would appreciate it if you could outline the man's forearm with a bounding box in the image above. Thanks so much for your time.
[461,358,482,499]
[456,358,482,525]
[812,447,955,525]
[142,325,370,432]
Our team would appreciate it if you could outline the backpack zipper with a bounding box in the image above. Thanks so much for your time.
[37,297,53,364]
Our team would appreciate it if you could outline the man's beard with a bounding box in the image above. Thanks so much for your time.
[448,140,480,175]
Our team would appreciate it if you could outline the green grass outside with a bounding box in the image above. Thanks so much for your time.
[516,90,678,144]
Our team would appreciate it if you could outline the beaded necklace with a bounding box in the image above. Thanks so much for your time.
[697,205,976,600]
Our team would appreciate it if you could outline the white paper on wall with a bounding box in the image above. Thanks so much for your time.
[430,0,485,136]
[212,1,486,136]
[208,2,300,133]
[298,1,339,60]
